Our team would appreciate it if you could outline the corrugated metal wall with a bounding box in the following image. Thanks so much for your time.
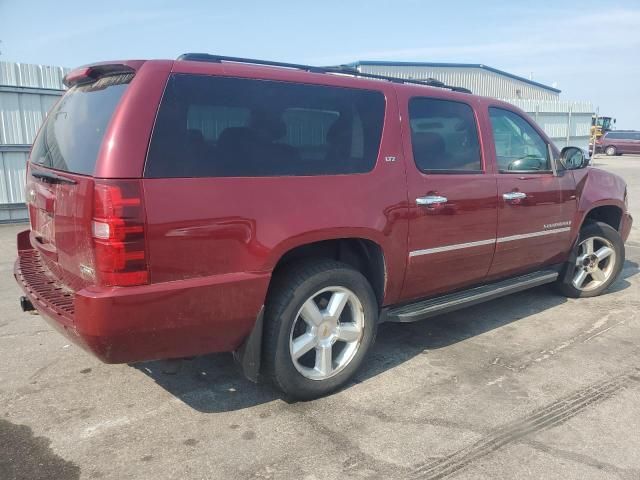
[0,61,67,222]
[503,99,593,151]
[357,64,560,101]
[357,63,593,151]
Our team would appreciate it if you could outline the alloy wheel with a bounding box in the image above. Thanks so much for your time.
[289,286,365,381]
[572,236,617,291]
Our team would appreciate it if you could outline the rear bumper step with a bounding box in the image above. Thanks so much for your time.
[382,269,559,323]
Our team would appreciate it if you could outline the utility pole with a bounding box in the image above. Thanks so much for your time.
[591,107,599,157]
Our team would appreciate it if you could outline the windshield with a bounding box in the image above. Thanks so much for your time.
[30,73,133,175]
[594,117,612,130]
[600,118,612,130]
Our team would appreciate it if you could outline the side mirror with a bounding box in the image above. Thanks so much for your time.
[561,146,589,170]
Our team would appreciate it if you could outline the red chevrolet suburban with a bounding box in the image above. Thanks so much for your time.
[15,54,633,399]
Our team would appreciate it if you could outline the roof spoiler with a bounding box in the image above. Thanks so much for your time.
[63,63,137,88]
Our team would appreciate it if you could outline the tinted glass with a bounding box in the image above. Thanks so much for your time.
[408,98,482,172]
[30,74,132,175]
[489,108,550,172]
[605,132,638,140]
[145,74,385,177]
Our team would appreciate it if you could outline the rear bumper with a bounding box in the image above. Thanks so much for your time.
[14,234,270,364]
[621,212,633,243]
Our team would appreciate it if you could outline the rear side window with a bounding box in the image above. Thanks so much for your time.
[30,74,132,175]
[408,98,482,173]
[145,74,386,177]
[607,132,638,140]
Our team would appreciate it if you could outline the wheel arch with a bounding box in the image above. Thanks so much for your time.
[268,236,387,308]
[582,204,624,231]
[237,233,395,383]
[572,167,627,244]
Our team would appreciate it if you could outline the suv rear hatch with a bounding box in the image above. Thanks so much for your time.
[26,65,148,292]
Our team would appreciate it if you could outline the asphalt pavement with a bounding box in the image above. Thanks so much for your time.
[1,154,639,480]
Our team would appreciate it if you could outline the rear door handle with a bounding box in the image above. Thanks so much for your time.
[416,195,448,206]
[502,192,527,202]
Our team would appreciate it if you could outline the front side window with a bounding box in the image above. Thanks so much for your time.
[145,75,385,177]
[408,98,482,173]
[489,107,550,172]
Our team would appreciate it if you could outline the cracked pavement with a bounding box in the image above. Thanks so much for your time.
[1,155,639,480]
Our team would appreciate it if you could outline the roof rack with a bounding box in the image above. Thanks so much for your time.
[176,53,472,94]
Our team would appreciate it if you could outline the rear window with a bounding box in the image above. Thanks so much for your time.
[30,74,132,175]
[145,74,385,177]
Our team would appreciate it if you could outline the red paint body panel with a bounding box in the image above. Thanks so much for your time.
[571,167,630,241]
[488,171,577,279]
[396,87,498,300]
[27,164,96,291]
[96,60,173,178]
[14,58,632,367]
[15,230,270,362]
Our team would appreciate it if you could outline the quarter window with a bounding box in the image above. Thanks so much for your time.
[145,75,385,177]
[408,98,482,173]
[489,108,550,172]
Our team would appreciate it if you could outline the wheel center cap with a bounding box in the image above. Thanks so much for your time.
[318,322,334,339]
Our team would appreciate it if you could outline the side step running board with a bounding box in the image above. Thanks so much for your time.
[382,269,559,323]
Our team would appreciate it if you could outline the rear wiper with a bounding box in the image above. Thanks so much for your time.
[32,171,77,185]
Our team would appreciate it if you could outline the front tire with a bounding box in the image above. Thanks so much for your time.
[557,221,624,298]
[263,259,378,400]
[605,146,617,156]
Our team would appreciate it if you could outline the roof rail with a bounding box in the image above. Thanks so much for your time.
[176,53,472,94]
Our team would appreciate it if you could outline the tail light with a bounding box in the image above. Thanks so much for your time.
[91,180,149,286]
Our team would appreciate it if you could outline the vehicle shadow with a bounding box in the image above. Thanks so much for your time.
[132,259,638,413]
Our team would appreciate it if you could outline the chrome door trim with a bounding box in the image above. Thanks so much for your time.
[409,238,496,257]
[409,226,571,257]
[496,227,571,243]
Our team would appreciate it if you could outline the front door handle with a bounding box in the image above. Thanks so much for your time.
[416,195,448,206]
[502,192,527,202]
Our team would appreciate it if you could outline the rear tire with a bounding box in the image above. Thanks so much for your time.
[557,221,624,298]
[263,259,378,400]
[605,146,617,156]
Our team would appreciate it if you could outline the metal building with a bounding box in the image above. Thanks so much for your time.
[0,61,68,222]
[352,61,593,151]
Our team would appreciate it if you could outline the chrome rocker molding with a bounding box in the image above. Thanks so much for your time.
[409,227,571,257]
[381,268,560,323]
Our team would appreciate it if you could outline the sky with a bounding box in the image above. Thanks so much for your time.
[1,0,639,128]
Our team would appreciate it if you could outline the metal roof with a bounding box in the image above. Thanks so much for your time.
[349,61,561,94]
